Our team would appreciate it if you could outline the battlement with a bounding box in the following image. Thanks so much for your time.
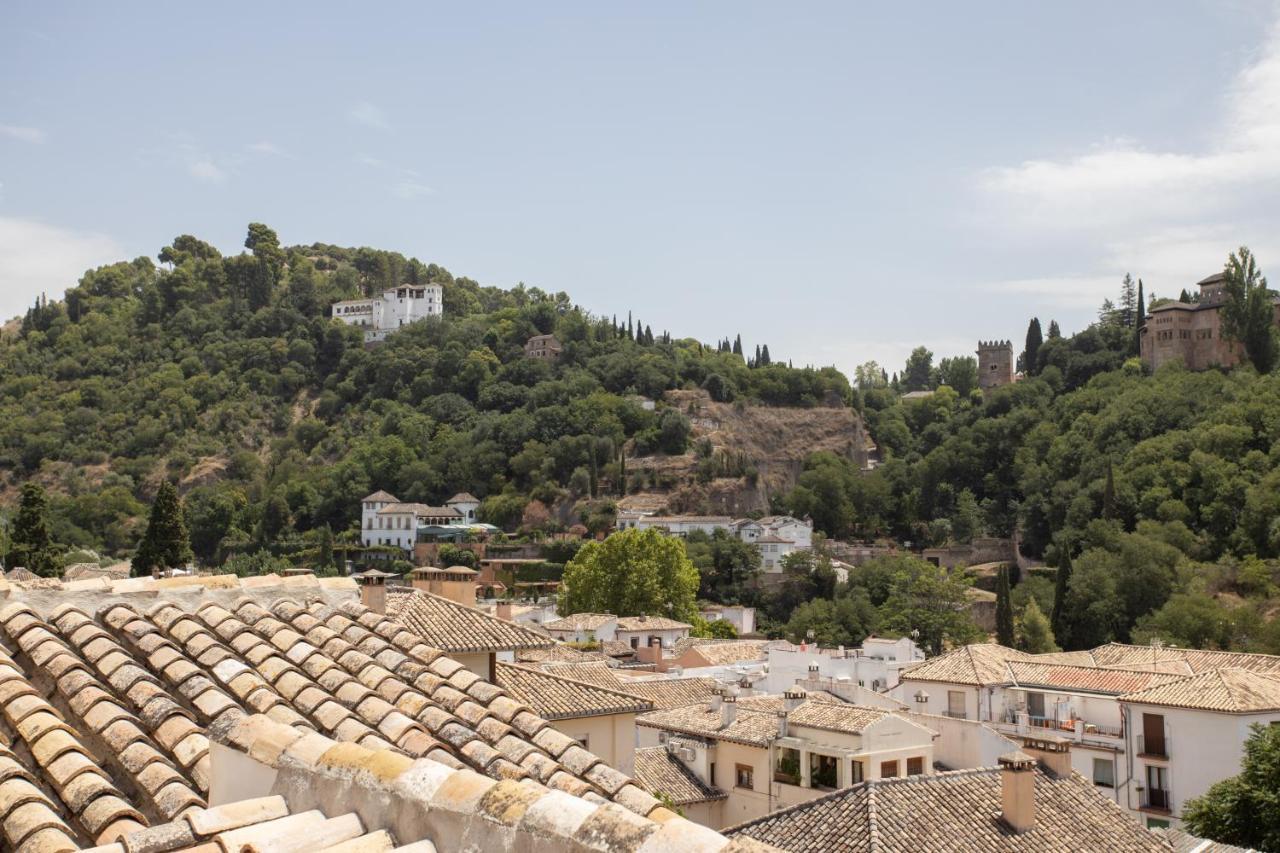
[977,339,1013,351]
[977,338,1015,391]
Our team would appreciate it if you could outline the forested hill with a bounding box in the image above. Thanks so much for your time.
[0,224,850,565]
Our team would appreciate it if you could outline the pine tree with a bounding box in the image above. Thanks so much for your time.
[1051,551,1072,646]
[1024,318,1043,376]
[133,481,193,577]
[995,565,1015,647]
[9,483,57,577]
[1119,273,1137,327]
[1017,599,1059,653]
[1047,320,1061,339]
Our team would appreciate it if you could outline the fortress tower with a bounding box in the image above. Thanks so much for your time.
[977,340,1014,392]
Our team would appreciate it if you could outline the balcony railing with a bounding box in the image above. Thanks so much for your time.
[1142,787,1172,812]
[942,710,967,719]
[1137,734,1170,759]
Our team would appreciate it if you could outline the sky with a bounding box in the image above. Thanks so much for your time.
[3,2,1280,374]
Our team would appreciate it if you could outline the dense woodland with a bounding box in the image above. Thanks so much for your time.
[2,227,1279,655]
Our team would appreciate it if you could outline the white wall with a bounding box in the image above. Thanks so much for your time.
[902,711,1016,771]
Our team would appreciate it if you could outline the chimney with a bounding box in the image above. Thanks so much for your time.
[998,751,1037,834]
[495,601,513,621]
[1020,736,1072,778]
[776,710,788,738]
[635,643,667,672]
[709,688,724,713]
[355,570,389,615]
[807,662,820,679]
[719,696,737,729]
[784,689,806,712]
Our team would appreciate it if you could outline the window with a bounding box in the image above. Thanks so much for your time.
[850,760,864,784]
[630,637,639,649]
[906,757,924,776]
[947,691,966,719]
[810,753,838,790]
[1026,691,1045,719]
[1092,758,1115,788]
[880,760,899,778]
[735,764,754,790]
[1146,818,1171,830]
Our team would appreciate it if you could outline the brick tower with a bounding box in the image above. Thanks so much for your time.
[977,340,1014,392]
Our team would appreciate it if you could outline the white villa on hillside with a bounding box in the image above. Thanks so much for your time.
[332,283,443,342]
[616,513,813,578]
[360,490,463,550]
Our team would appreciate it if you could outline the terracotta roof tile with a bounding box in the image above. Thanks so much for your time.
[727,765,1169,852]
[898,644,1030,686]
[1118,667,1280,712]
[495,664,654,720]
[633,747,726,806]
[382,590,553,653]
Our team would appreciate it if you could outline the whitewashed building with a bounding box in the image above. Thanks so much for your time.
[765,637,925,695]
[360,490,463,551]
[446,492,480,524]
[332,283,443,343]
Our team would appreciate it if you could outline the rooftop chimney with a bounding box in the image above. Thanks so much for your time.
[784,689,806,712]
[776,710,788,738]
[709,688,724,713]
[1020,735,1072,778]
[719,696,737,730]
[354,569,391,615]
[998,751,1037,834]
[495,601,513,621]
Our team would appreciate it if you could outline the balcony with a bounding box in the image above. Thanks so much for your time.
[1141,787,1172,813]
[1137,735,1170,759]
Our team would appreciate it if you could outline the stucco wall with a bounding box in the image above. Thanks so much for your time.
[550,712,637,776]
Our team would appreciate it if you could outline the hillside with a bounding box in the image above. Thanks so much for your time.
[0,224,853,565]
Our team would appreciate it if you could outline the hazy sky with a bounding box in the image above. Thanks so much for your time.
[3,2,1279,373]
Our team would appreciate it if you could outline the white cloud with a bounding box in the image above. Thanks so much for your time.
[979,16,1280,306]
[187,159,227,183]
[0,218,123,320]
[0,125,45,144]
[984,19,1280,225]
[392,178,433,199]
[247,140,285,156]
[349,102,390,130]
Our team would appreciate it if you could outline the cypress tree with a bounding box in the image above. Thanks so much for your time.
[1179,289,1192,303]
[753,344,761,367]
[9,482,57,577]
[1134,279,1146,354]
[1047,320,1061,339]
[317,524,335,575]
[627,312,633,339]
[732,335,742,357]
[133,481,193,577]
[1102,462,1116,520]
[761,344,771,366]
[1051,551,1072,646]
[1024,318,1043,376]
[996,565,1015,647]
[618,449,627,497]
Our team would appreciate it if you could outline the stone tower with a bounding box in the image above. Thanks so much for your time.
[977,340,1014,392]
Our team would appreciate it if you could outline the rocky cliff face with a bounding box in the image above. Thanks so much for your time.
[620,389,869,516]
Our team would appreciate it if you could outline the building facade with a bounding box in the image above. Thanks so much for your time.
[524,333,564,360]
[359,490,464,551]
[1140,272,1280,371]
[977,339,1014,391]
[331,283,443,343]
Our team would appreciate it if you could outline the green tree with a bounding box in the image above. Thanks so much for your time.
[901,347,935,392]
[559,528,699,621]
[8,483,57,577]
[316,524,336,575]
[1017,599,1059,653]
[995,565,1015,647]
[877,556,982,655]
[1220,246,1277,374]
[785,592,877,647]
[1024,318,1043,375]
[950,489,983,544]
[1051,551,1072,645]
[1183,723,1280,852]
[938,356,978,397]
[133,481,193,576]
[1133,279,1146,354]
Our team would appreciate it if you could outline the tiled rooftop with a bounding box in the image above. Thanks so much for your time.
[897,644,1031,686]
[541,613,617,633]
[676,640,771,667]
[1006,661,1183,695]
[726,764,1171,852]
[633,747,726,807]
[1118,667,1280,713]
[0,589,687,848]
[494,664,654,720]
[385,588,554,653]
[614,616,692,632]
